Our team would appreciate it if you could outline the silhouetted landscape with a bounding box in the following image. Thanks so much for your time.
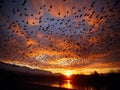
[0,62,120,90]
[0,0,120,90]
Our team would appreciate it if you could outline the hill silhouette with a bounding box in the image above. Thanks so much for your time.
[0,62,120,90]
[0,62,74,90]
[0,61,52,75]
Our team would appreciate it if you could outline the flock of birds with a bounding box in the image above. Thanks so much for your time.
[0,0,120,67]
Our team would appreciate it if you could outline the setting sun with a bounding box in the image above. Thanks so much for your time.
[64,70,73,77]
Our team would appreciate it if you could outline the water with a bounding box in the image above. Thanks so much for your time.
[33,80,96,90]
[51,80,96,90]
[51,80,74,89]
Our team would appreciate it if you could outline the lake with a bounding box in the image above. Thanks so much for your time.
[32,80,99,90]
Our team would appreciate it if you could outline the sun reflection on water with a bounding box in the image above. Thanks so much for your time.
[51,80,73,89]
[63,80,73,89]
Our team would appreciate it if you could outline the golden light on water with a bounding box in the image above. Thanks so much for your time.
[62,80,73,89]
[51,80,73,89]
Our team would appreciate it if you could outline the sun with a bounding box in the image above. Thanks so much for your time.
[64,70,73,77]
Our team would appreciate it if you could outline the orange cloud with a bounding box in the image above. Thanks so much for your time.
[26,38,37,45]
[26,17,40,26]
[36,32,43,38]
[88,37,101,44]
[10,24,25,37]
[85,60,120,71]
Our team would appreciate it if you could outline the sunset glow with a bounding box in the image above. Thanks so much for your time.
[0,0,120,75]
[0,0,120,90]
[64,70,73,77]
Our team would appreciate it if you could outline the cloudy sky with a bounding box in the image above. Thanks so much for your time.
[0,0,120,74]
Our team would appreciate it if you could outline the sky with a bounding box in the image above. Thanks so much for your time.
[0,0,120,75]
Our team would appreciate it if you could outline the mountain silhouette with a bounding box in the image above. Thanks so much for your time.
[0,61,52,75]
